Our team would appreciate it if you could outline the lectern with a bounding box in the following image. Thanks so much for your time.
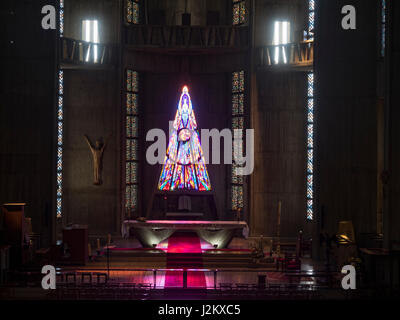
[63,225,88,265]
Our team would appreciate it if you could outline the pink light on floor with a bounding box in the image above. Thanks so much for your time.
[164,231,206,288]
[166,232,203,253]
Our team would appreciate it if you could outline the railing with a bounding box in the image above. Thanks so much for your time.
[257,40,314,69]
[124,24,249,49]
[47,268,331,300]
[50,267,337,289]
[60,37,116,67]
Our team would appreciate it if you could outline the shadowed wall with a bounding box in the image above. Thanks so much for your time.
[314,0,379,256]
[63,69,120,236]
[0,0,56,246]
[250,71,308,237]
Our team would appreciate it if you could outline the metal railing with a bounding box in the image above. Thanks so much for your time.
[60,37,116,66]
[257,40,313,69]
[52,267,337,290]
[124,24,249,49]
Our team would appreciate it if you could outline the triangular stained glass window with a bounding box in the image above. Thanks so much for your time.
[158,86,212,191]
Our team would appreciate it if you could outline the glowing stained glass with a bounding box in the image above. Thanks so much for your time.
[381,0,386,57]
[307,0,314,40]
[126,116,138,138]
[127,70,138,92]
[306,1,315,220]
[158,86,212,191]
[232,185,244,210]
[126,185,137,209]
[132,2,139,24]
[127,93,138,115]
[232,71,245,93]
[239,2,246,24]
[60,0,64,37]
[127,0,139,24]
[232,165,244,184]
[125,70,139,213]
[307,199,313,219]
[58,132,62,146]
[307,149,313,172]
[126,162,138,184]
[233,3,240,25]
[56,67,63,218]
[232,94,244,115]
[233,0,246,25]
[307,124,313,148]
[306,46,315,219]
[307,75,314,97]
[231,70,245,210]
[307,160,313,175]
[58,108,63,121]
[308,98,314,112]
[307,110,313,123]
[126,139,138,161]
[232,117,244,130]
[59,72,63,95]
[308,11,314,32]
[307,175,313,197]
[127,0,133,23]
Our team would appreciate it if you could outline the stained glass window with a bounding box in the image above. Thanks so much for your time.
[305,1,315,220]
[126,139,138,161]
[233,0,246,25]
[56,1,65,217]
[232,71,244,93]
[127,0,140,24]
[231,165,244,184]
[126,162,138,184]
[158,86,212,191]
[307,0,315,40]
[232,93,244,115]
[232,117,244,130]
[125,70,139,214]
[381,0,386,57]
[127,93,138,115]
[126,185,138,209]
[231,70,245,211]
[60,0,64,37]
[126,116,138,138]
[232,185,244,211]
[56,70,64,217]
[127,70,139,92]
[306,71,314,220]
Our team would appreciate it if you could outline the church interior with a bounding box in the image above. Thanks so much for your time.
[0,0,400,301]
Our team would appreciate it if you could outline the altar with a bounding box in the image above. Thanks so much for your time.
[122,220,249,249]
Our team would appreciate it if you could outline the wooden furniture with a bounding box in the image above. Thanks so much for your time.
[2,203,28,267]
[359,248,400,289]
[0,245,11,284]
[62,225,88,265]
[285,271,335,288]
[2,203,27,246]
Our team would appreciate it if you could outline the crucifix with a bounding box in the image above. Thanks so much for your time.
[84,134,111,185]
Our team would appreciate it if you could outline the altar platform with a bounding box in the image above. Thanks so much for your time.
[122,220,249,249]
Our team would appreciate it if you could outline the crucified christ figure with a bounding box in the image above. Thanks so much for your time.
[84,134,111,185]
